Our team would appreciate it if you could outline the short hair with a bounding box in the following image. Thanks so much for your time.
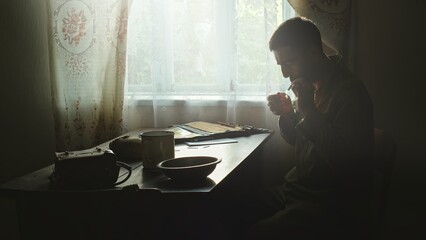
[269,17,323,52]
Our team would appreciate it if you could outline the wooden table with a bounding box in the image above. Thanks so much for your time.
[0,130,273,239]
[1,130,272,193]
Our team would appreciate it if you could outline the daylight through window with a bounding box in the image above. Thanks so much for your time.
[125,0,295,100]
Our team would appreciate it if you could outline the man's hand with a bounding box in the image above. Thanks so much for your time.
[291,78,316,115]
[267,92,293,115]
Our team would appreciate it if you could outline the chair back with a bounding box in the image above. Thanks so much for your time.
[371,128,396,239]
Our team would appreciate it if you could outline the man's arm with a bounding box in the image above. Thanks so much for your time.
[278,112,299,145]
[296,82,374,178]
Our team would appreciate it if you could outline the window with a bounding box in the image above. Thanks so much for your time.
[125,0,295,100]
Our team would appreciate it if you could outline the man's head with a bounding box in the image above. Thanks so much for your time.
[269,17,323,52]
[269,17,325,82]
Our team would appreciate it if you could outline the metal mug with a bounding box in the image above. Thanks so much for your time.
[140,130,175,169]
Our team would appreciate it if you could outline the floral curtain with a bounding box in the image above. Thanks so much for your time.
[287,0,355,67]
[48,0,130,151]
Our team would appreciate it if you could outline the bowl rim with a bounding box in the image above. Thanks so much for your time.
[157,156,221,170]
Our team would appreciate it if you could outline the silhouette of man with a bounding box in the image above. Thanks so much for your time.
[225,17,374,240]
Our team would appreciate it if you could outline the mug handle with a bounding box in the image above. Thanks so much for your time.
[113,161,132,186]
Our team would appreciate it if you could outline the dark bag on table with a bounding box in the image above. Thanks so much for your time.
[50,148,132,189]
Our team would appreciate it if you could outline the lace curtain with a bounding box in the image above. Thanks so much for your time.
[48,0,130,150]
[48,0,295,151]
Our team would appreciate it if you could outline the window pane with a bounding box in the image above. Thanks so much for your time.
[125,0,295,96]
[236,0,284,87]
[172,0,218,86]
[127,1,153,86]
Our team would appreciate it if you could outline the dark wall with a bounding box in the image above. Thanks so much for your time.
[0,1,56,183]
[0,1,56,239]
[357,0,426,239]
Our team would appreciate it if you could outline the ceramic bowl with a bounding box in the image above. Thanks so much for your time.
[157,156,221,181]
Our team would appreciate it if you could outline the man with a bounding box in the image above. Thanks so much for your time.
[236,17,374,239]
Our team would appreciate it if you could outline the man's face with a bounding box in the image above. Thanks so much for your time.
[273,46,311,83]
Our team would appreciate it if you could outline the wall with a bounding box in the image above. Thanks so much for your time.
[356,0,426,239]
[0,1,55,239]
[0,1,56,184]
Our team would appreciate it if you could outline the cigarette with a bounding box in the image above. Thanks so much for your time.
[287,83,293,91]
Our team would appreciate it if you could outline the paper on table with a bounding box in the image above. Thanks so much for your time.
[184,121,242,133]
[166,125,202,139]
[184,138,238,146]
